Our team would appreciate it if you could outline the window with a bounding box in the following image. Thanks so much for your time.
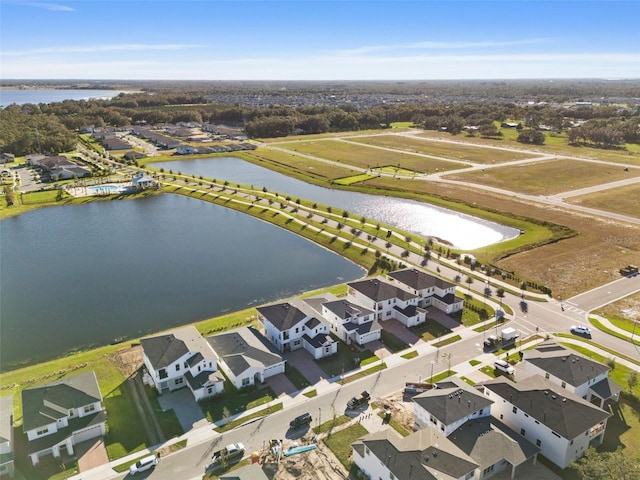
[520,428,526,436]
[84,404,96,414]
[483,465,495,475]
[159,369,168,379]
[545,372,550,379]
[390,474,395,480]
[68,409,74,417]
[242,378,250,386]
[207,387,214,394]
[36,427,49,436]
[500,414,504,420]
[513,406,518,414]
[175,377,184,385]
[365,447,370,456]
[536,439,542,447]
[562,381,566,389]
[175,363,181,371]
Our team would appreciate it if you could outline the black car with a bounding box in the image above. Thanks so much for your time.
[289,412,313,429]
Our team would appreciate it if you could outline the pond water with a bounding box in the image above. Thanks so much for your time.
[0,194,365,371]
[151,157,520,250]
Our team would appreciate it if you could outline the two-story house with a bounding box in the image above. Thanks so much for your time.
[207,326,286,390]
[387,268,464,314]
[352,428,478,480]
[412,378,493,436]
[256,299,337,359]
[21,371,106,466]
[303,294,382,346]
[521,342,621,409]
[347,277,426,327]
[140,325,224,401]
[0,396,14,478]
[482,375,610,468]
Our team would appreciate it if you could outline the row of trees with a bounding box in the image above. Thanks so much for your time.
[567,117,640,147]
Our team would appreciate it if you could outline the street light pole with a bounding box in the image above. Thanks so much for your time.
[430,360,435,384]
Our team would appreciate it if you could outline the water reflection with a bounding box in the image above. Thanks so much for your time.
[152,157,519,250]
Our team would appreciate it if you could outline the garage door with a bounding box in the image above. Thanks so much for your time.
[73,424,103,444]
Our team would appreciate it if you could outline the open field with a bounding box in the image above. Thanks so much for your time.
[349,134,534,163]
[276,139,468,173]
[416,129,640,165]
[567,182,640,218]
[444,157,640,196]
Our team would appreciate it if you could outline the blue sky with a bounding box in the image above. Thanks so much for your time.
[1,0,639,80]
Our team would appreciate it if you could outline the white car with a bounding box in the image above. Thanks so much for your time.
[494,359,515,375]
[570,325,591,337]
[129,455,159,475]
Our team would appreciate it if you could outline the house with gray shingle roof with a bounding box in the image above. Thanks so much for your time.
[521,342,621,409]
[207,327,285,390]
[256,299,337,360]
[140,325,223,401]
[0,396,14,478]
[20,371,106,466]
[347,276,427,327]
[413,377,493,436]
[304,294,382,346]
[482,375,610,468]
[387,268,464,314]
[352,428,478,480]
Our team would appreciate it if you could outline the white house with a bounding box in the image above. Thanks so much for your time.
[482,375,610,469]
[0,396,14,478]
[387,268,464,314]
[140,326,224,401]
[256,299,338,360]
[520,342,621,409]
[207,326,286,390]
[352,428,478,480]
[347,277,427,327]
[131,172,158,190]
[176,145,197,155]
[21,371,106,466]
[412,378,493,436]
[303,294,382,346]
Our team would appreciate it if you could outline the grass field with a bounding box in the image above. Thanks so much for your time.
[349,134,534,163]
[276,139,468,173]
[445,157,639,196]
[567,182,640,218]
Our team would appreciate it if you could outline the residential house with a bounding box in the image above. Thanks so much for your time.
[140,326,224,401]
[131,173,158,190]
[207,327,285,390]
[21,371,106,466]
[102,137,130,151]
[176,145,197,155]
[256,299,337,359]
[347,277,427,327]
[123,150,145,161]
[520,342,621,409]
[482,375,610,468]
[387,268,464,314]
[304,294,381,346]
[0,396,14,478]
[412,378,493,436]
[352,428,478,480]
[0,153,15,164]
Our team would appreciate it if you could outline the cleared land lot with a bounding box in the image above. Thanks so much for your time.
[349,134,534,164]
[276,139,467,173]
[444,158,639,196]
[567,182,640,218]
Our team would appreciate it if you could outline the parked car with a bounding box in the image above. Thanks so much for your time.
[494,359,515,375]
[211,443,245,465]
[129,455,159,475]
[570,325,592,337]
[289,412,313,430]
[347,391,371,409]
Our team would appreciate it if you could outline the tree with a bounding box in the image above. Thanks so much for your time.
[465,276,474,295]
[496,288,505,305]
[572,447,640,480]
[627,370,638,393]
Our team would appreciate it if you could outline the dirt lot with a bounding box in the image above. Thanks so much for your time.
[108,345,144,377]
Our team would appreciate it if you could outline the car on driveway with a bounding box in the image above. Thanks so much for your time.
[494,359,515,375]
[570,325,592,337]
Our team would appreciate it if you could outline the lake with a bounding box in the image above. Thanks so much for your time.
[0,89,126,107]
[0,194,365,371]
[151,157,520,250]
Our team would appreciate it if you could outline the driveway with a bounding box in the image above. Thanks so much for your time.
[76,438,109,472]
[157,388,208,432]
[264,373,298,397]
[380,318,424,346]
[283,350,328,385]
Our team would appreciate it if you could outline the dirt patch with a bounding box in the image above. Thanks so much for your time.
[108,345,144,377]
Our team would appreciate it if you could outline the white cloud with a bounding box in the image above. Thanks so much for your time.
[2,44,204,57]
[19,2,75,11]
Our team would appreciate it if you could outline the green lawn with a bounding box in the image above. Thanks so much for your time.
[380,330,409,353]
[409,320,452,341]
[313,415,352,435]
[317,342,377,377]
[284,364,311,390]
[199,385,277,424]
[323,423,369,470]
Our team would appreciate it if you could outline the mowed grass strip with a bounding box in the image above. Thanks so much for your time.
[276,139,466,173]
[445,158,638,196]
[567,182,640,218]
[349,134,533,163]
